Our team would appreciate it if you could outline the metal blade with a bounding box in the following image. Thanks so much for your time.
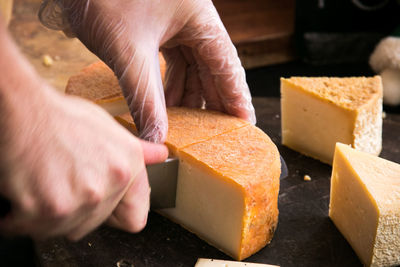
[280,155,289,179]
[146,158,179,209]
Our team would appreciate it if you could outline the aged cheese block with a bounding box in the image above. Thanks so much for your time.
[194,258,279,267]
[66,62,281,260]
[116,110,280,260]
[280,76,383,164]
[329,143,400,267]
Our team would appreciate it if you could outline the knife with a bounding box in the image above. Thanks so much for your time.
[146,155,289,209]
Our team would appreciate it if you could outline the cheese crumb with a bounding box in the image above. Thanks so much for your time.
[303,175,312,181]
[42,54,54,67]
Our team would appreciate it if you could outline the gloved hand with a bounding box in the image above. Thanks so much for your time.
[0,85,168,239]
[0,21,168,238]
[39,0,256,143]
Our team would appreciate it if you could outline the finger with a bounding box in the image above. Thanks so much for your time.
[191,49,224,111]
[65,167,134,241]
[180,46,204,108]
[119,46,168,143]
[176,2,256,124]
[162,47,187,107]
[139,140,169,165]
[107,168,150,233]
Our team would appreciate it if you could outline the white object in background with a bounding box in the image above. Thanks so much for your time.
[369,37,400,106]
[194,258,279,267]
[380,68,400,106]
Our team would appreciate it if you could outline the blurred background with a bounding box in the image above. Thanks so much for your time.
[1,0,400,266]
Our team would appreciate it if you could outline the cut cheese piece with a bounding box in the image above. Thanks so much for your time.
[160,125,280,260]
[194,258,279,267]
[329,143,400,267]
[65,53,166,116]
[117,110,280,260]
[281,76,383,164]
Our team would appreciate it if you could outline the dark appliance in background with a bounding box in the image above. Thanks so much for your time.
[296,0,400,65]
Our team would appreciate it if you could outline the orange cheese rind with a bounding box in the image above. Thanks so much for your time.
[65,52,166,102]
[65,61,123,102]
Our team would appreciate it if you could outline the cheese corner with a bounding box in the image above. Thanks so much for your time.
[329,142,400,267]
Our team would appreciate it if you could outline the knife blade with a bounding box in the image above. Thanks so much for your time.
[146,158,179,209]
[146,155,289,209]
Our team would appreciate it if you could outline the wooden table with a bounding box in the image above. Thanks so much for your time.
[9,0,99,93]
[35,97,400,267]
[9,0,295,92]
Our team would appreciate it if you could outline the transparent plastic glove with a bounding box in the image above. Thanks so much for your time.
[39,0,256,143]
[0,86,168,240]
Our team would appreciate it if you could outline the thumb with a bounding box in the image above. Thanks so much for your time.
[118,47,168,143]
[139,140,169,165]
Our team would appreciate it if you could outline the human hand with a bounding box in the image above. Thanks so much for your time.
[0,87,168,240]
[39,0,256,143]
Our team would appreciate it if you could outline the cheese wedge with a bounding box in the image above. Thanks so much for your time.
[65,53,166,116]
[194,258,279,267]
[281,76,383,164]
[65,62,281,260]
[329,143,400,267]
[116,110,280,260]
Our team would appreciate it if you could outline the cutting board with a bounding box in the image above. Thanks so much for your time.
[35,97,400,267]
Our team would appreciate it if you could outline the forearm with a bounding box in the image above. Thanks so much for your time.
[0,19,53,168]
[0,19,46,114]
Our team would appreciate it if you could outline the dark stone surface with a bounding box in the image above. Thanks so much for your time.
[35,98,400,267]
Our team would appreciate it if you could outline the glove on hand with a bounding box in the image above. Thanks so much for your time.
[39,0,256,143]
[0,86,168,240]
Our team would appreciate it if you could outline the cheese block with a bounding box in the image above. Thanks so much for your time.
[281,76,383,164]
[116,110,280,260]
[194,258,279,267]
[329,143,400,267]
[65,53,166,116]
[66,62,281,260]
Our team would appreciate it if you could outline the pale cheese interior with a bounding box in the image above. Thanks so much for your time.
[329,143,400,267]
[281,82,355,164]
[159,156,245,258]
[281,77,382,164]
